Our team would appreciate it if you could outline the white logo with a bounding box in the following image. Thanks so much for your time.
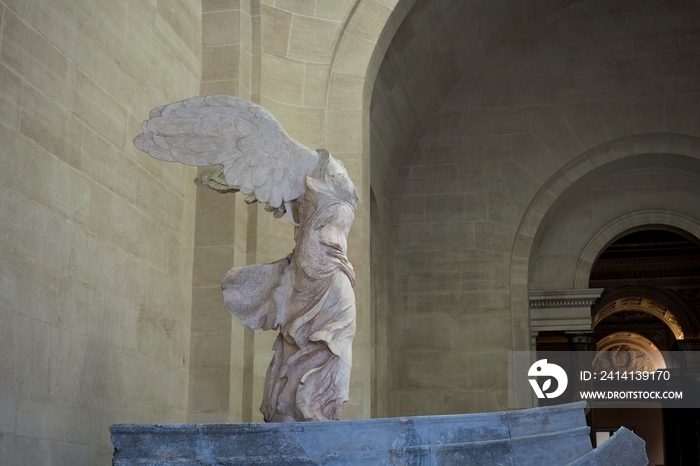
[528,359,568,399]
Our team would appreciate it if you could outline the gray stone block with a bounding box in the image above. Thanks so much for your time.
[566,427,647,466]
[110,402,647,466]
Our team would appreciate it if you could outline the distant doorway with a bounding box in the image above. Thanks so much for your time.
[590,228,700,466]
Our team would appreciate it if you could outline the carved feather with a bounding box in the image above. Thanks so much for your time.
[134,95,319,209]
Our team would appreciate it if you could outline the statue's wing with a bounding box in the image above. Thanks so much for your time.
[134,95,319,209]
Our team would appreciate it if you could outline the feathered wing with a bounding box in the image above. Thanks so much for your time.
[134,95,319,209]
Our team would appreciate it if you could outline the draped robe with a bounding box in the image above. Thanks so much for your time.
[221,180,356,422]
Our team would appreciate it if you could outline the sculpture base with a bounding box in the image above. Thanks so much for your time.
[110,402,647,465]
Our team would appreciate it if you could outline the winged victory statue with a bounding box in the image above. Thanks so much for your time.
[134,95,359,423]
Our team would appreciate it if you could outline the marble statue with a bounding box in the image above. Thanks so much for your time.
[134,95,359,422]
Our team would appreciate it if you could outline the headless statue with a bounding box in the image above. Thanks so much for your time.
[134,96,358,422]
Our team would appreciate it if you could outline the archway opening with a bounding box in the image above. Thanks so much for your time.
[588,227,700,465]
[590,229,700,290]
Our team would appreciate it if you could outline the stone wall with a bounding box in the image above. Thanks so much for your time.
[187,0,254,425]
[0,0,200,463]
[387,0,700,415]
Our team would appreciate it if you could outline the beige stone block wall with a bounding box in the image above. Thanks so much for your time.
[200,0,253,98]
[0,0,200,462]
[189,0,246,425]
[258,0,353,148]
[188,186,237,423]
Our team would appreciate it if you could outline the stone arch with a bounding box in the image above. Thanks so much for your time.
[515,134,700,271]
[573,212,700,289]
[594,285,700,340]
[594,296,684,341]
[511,135,700,350]
[597,331,664,353]
[325,0,420,176]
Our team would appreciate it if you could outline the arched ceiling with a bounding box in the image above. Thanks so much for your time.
[371,0,597,200]
[370,0,700,208]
